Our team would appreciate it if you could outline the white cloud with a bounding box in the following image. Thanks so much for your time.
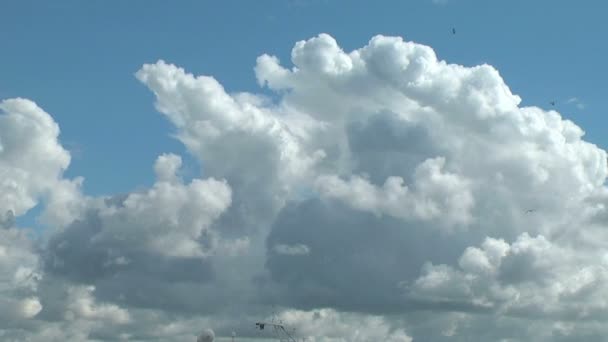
[567,97,585,110]
[0,228,43,321]
[40,177,88,229]
[154,153,184,183]
[90,154,232,258]
[274,308,412,342]
[3,32,608,341]
[315,156,474,230]
[253,35,605,220]
[0,99,83,224]
[65,285,130,324]
[253,33,608,339]
[135,60,325,197]
[408,232,608,320]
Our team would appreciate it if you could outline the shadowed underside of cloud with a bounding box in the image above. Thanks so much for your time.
[2,33,608,341]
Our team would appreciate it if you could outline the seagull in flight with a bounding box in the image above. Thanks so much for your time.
[452,28,456,35]
[525,209,535,214]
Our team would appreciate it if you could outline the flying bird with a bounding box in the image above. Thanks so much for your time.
[550,101,556,106]
[525,209,535,214]
[452,28,456,35]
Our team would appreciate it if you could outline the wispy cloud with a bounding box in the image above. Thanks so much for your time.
[566,97,585,109]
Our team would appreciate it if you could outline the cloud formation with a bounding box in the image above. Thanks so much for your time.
[567,97,585,110]
[2,33,608,341]
[0,99,82,223]
[0,228,42,322]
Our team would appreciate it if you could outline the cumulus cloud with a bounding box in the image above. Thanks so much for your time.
[135,60,325,199]
[95,154,232,258]
[3,32,608,341]
[64,285,130,324]
[408,232,608,320]
[274,308,412,342]
[0,228,43,321]
[315,156,474,230]
[42,154,237,320]
[0,99,83,225]
[254,33,608,340]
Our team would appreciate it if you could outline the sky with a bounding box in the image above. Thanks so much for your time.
[1,0,608,341]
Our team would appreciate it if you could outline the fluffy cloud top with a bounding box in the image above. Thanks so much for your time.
[96,153,232,258]
[315,156,474,230]
[0,99,75,217]
[409,232,608,320]
[2,33,608,341]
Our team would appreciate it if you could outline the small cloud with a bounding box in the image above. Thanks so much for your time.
[273,243,311,256]
[566,97,585,110]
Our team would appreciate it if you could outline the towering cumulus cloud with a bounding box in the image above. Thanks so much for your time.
[0,99,84,227]
[2,34,608,341]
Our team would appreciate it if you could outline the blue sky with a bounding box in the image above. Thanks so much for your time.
[2,0,606,201]
[4,2,608,340]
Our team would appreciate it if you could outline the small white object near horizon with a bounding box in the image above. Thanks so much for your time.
[197,328,215,342]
